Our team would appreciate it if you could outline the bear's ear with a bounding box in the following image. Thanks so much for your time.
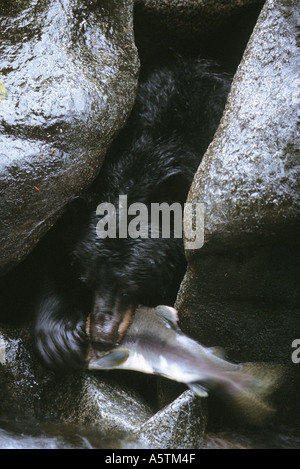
[150,171,191,206]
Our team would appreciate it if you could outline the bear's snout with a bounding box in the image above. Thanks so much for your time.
[87,293,136,349]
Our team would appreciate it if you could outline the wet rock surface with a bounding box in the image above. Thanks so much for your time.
[136,390,207,449]
[0,326,44,419]
[185,0,300,250]
[0,0,139,275]
[176,0,300,427]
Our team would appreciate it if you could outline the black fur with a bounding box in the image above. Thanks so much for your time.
[34,58,231,369]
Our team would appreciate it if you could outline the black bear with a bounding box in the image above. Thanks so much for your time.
[34,57,231,369]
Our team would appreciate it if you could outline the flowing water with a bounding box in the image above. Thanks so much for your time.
[0,418,126,449]
[0,417,299,449]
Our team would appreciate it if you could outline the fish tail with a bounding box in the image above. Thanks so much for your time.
[223,363,285,425]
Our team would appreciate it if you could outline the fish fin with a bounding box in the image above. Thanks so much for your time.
[188,382,209,398]
[209,346,226,359]
[222,363,285,425]
[155,305,179,328]
[88,350,129,370]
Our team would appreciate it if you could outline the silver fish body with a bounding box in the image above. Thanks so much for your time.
[88,305,283,414]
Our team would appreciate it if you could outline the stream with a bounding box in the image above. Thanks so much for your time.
[0,418,299,449]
